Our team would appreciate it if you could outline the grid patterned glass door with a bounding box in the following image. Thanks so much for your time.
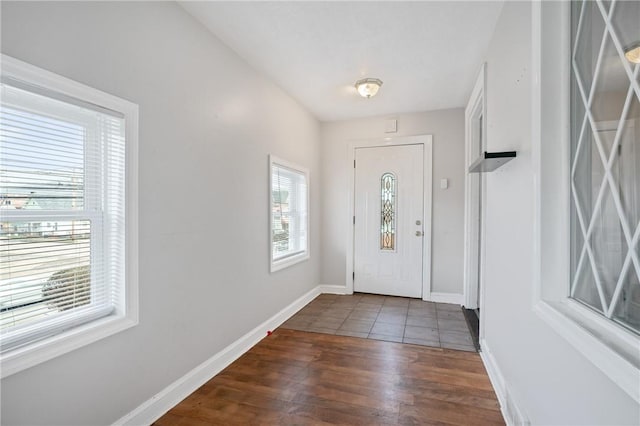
[570,0,640,334]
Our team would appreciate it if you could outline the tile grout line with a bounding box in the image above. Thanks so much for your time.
[366,299,383,339]
[401,308,408,343]
[334,302,354,334]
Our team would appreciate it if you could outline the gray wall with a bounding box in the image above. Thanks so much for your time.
[320,109,466,295]
[481,2,639,424]
[0,2,320,425]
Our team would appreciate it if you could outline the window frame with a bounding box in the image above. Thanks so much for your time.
[1,88,107,350]
[269,155,309,272]
[532,1,640,402]
[0,54,139,378]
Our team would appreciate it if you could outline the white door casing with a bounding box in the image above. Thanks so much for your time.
[464,63,487,314]
[345,135,432,300]
[353,144,424,298]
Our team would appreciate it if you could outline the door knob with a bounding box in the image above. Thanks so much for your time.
[415,231,424,236]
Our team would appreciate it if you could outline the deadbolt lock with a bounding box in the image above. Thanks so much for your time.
[416,220,421,225]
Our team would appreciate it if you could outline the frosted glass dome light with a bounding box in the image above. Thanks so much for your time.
[355,78,383,98]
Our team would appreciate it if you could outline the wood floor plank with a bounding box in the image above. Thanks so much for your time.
[155,329,504,425]
[399,397,505,426]
[286,398,400,425]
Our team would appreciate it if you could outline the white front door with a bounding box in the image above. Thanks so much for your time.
[353,144,424,298]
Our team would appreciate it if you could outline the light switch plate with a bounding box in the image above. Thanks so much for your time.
[440,178,448,189]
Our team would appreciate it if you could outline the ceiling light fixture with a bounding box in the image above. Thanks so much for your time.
[624,42,640,64]
[355,78,383,98]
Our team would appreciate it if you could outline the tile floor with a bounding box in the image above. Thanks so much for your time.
[279,293,476,352]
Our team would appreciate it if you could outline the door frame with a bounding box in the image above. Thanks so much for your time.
[346,135,433,300]
[463,64,487,333]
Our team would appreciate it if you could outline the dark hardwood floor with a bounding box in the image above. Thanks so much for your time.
[154,328,504,425]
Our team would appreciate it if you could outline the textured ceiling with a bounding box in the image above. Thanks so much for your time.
[179,1,504,121]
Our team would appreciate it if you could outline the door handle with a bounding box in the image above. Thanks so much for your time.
[415,231,424,236]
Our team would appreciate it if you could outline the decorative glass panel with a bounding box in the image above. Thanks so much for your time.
[380,173,396,250]
[570,1,640,334]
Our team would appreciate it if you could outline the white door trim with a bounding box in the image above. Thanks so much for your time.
[346,135,433,300]
[463,64,487,335]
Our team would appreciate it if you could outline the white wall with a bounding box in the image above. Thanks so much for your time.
[320,110,465,295]
[481,2,639,424]
[0,2,320,425]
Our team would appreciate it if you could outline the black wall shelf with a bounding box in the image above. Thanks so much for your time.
[468,151,516,173]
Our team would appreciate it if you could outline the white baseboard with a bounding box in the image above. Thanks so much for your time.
[113,286,321,426]
[318,284,351,295]
[479,339,530,426]
[428,292,464,305]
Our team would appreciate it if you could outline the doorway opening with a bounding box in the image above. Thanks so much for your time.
[463,64,487,350]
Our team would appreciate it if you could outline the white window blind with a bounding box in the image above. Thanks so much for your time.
[0,80,126,352]
[270,157,308,271]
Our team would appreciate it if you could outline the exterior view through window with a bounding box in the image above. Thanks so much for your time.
[0,71,128,353]
[270,156,308,272]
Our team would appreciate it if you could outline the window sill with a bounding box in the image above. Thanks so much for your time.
[534,299,640,402]
[271,252,310,273]
[0,313,137,378]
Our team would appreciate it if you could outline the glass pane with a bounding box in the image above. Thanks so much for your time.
[573,250,604,313]
[272,192,289,255]
[272,169,291,258]
[613,93,640,232]
[590,35,630,161]
[570,196,585,286]
[572,125,605,227]
[611,0,640,63]
[271,163,307,261]
[0,87,86,211]
[380,173,396,251]
[611,261,640,334]
[574,0,606,100]
[0,220,91,331]
[571,84,586,158]
[588,185,627,308]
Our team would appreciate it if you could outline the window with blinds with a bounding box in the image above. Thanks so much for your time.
[270,156,309,272]
[0,55,136,369]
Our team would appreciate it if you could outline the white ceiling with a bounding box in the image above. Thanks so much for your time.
[179,1,504,122]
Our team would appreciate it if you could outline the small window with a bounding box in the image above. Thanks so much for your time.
[0,55,138,377]
[270,155,309,272]
[380,172,396,251]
